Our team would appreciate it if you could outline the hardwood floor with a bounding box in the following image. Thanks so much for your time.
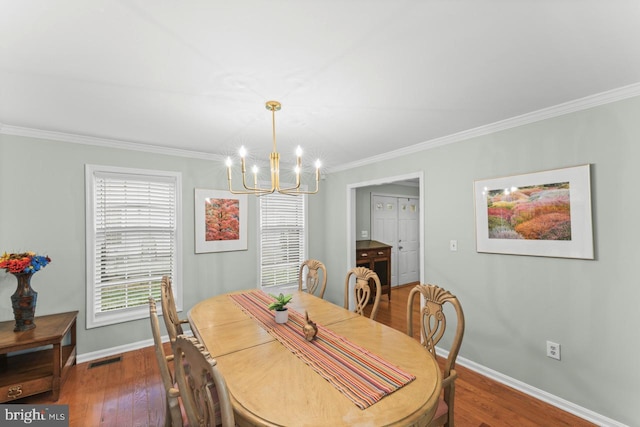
[18,285,595,426]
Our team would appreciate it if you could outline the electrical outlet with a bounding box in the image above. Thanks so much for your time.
[449,240,458,251]
[546,341,561,360]
[361,230,368,238]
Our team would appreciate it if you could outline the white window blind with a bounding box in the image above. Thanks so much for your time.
[259,191,306,288]
[86,165,182,329]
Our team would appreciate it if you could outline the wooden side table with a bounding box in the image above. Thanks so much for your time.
[0,311,78,402]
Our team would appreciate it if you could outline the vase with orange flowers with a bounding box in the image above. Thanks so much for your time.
[0,251,51,332]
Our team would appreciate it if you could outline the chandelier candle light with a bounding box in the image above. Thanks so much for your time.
[225,101,321,195]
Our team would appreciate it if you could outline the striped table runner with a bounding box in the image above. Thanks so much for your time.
[229,290,415,409]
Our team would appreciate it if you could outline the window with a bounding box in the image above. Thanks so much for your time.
[259,191,307,288]
[85,165,182,328]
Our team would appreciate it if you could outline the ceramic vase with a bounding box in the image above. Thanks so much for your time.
[10,272,38,332]
[274,309,288,324]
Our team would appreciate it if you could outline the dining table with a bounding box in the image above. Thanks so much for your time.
[188,289,441,427]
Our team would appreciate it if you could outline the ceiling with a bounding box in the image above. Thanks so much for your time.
[1,1,640,174]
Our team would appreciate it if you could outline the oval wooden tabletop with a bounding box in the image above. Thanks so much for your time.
[189,291,441,427]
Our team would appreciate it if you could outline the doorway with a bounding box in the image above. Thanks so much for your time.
[347,172,424,296]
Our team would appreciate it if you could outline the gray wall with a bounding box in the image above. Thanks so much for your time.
[1,94,639,424]
[320,96,640,426]
[0,138,325,355]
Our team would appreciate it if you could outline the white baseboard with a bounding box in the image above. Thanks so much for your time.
[436,348,628,427]
[76,330,192,365]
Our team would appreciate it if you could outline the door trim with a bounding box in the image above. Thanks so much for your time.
[346,172,425,295]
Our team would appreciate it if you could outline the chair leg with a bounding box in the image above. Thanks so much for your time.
[444,381,455,427]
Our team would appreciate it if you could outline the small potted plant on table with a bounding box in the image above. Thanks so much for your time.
[268,293,292,324]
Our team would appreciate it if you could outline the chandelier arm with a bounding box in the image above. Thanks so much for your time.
[227,177,273,195]
[277,179,302,194]
[240,169,272,193]
[226,157,273,194]
[277,181,302,193]
[279,188,319,195]
[278,175,320,195]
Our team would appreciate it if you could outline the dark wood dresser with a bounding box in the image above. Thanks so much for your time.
[355,240,392,301]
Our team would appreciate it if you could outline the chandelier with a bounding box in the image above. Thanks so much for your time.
[225,101,321,195]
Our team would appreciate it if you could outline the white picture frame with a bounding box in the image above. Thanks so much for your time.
[194,189,248,253]
[474,164,594,259]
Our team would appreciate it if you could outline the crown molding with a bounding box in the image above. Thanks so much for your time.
[332,82,640,173]
[2,82,639,171]
[0,124,224,161]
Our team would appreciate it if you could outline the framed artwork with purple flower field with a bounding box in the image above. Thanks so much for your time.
[194,189,248,253]
[474,164,594,259]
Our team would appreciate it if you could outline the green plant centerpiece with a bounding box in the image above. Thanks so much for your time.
[268,293,292,311]
[268,293,292,324]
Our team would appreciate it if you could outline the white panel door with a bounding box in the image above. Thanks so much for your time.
[398,198,420,284]
[371,195,398,286]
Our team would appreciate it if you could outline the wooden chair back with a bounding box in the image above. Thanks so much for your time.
[172,335,235,427]
[298,259,327,299]
[407,284,465,427]
[161,276,189,341]
[344,266,381,320]
[148,298,183,427]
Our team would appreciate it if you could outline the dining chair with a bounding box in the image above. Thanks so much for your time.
[298,259,327,299]
[161,276,189,341]
[407,284,465,427]
[148,298,183,427]
[344,266,381,320]
[172,335,236,427]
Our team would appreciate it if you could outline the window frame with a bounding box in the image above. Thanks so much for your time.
[258,188,308,290]
[85,164,182,329]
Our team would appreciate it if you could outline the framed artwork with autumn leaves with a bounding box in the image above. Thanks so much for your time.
[474,164,594,259]
[195,189,248,253]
